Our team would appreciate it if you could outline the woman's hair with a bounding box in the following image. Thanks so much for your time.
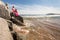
[12,6,14,8]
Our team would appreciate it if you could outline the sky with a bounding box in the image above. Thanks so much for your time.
[2,0,60,14]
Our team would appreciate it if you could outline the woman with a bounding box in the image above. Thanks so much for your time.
[10,6,24,25]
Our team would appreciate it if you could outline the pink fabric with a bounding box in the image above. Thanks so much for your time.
[14,12,19,16]
[12,8,19,16]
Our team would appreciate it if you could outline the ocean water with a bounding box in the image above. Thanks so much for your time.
[21,15,60,18]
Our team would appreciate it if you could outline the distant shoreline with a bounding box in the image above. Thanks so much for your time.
[22,15,60,18]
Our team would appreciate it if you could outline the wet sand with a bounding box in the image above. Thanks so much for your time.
[22,18,60,40]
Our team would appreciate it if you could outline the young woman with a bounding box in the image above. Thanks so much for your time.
[10,6,24,25]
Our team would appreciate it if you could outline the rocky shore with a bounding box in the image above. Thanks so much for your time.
[0,18,13,40]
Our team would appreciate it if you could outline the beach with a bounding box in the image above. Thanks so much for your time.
[20,16,60,40]
[0,16,60,40]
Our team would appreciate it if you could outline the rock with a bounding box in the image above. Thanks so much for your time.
[0,1,5,6]
[0,1,11,20]
[0,18,13,40]
[13,24,30,40]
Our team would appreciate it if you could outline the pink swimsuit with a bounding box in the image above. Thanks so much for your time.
[12,8,19,16]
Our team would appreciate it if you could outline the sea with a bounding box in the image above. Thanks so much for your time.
[20,14,60,19]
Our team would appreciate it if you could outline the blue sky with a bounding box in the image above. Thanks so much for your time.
[2,0,60,7]
[2,0,60,14]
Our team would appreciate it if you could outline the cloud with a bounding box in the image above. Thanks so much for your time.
[8,4,60,14]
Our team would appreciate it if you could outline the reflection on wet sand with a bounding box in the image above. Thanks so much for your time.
[23,17,60,40]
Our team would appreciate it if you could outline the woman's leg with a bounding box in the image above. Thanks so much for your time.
[15,16,24,23]
[19,16,24,23]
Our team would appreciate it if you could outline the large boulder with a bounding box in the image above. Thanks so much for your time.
[0,1,5,6]
[0,1,11,20]
[0,18,13,40]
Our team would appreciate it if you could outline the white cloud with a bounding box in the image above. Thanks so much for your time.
[8,4,60,14]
